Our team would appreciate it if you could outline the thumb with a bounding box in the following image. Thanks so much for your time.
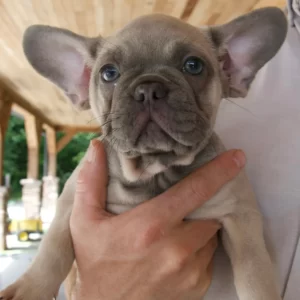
[72,139,109,223]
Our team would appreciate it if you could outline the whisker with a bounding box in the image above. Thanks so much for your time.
[224,98,258,119]
[98,119,115,128]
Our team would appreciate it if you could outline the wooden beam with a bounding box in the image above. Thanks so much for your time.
[56,125,101,133]
[56,130,77,153]
[0,96,12,185]
[180,0,199,21]
[1,84,57,129]
[24,115,42,179]
[44,125,57,176]
[4,86,100,134]
[253,0,286,10]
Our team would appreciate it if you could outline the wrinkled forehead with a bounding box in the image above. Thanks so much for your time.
[97,15,217,68]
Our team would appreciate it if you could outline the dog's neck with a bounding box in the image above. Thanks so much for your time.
[104,132,224,187]
[115,129,215,183]
[102,132,225,212]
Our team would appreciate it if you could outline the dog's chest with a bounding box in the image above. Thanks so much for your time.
[104,133,240,217]
[106,165,187,214]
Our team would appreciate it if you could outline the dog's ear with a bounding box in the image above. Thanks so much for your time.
[210,7,287,98]
[23,25,100,110]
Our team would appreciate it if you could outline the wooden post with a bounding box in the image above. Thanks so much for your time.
[41,128,77,224]
[42,126,58,224]
[22,114,43,219]
[0,96,12,185]
[0,90,12,251]
[43,127,77,176]
[0,187,9,251]
[0,129,4,187]
[44,125,57,177]
[24,115,42,179]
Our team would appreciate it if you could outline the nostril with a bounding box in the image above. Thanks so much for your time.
[134,82,168,102]
[134,86,146,102]
[153,91,160,100]
[137,92,145,102]
[153,84,168,100]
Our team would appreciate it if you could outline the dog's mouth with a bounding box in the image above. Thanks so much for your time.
[131,109,178,148]
[107,107,211,160]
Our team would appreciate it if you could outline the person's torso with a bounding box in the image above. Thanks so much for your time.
[206,26,300,299]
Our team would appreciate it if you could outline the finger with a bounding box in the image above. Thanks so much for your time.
[195,235,218,270]
[193,238,217,295]
[72,139,109,223]
[166,220,219,255]
[139,149,246,224]
[178,236,217,295]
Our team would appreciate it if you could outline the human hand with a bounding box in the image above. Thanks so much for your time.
[70,140,245,300]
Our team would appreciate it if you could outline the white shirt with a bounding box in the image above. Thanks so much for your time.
[210,24,300,299]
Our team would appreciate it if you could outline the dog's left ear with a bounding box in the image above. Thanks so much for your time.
[23,25,100,110]
[210,7,287,98]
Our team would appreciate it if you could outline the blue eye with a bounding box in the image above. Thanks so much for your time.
[183,57,204,75]
[101,64,120,82]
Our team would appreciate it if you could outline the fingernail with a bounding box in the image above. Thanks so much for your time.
[87,140,97,163]
[233,150,246,168]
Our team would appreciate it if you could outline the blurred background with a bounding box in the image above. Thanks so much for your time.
[0,0,286,298]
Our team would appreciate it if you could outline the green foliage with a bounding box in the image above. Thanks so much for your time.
[4,116,30,197]
[4,115,98,200]
[56,131,98,191]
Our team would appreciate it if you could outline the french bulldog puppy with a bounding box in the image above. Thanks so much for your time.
[0,7,287,300]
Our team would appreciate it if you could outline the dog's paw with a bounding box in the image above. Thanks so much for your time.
[0,278,55,300]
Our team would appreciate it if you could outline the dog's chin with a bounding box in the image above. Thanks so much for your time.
[107,123,212,163]
[103,123,213,182]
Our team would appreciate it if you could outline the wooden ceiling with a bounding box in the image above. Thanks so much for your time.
[0,0,286,131]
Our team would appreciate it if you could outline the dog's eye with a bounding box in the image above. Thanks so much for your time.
[101,64,120,82]
[183,57,204,75]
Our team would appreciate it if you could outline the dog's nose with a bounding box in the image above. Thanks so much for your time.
[134,82,168,102]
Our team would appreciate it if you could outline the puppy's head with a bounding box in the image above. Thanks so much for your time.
[23,8,287,180]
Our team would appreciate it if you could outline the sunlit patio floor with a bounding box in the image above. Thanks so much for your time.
[0,235,66,299]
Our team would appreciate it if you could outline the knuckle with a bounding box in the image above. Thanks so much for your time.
[75,178,87,194]
[134,221,163,250]
[185,270,201,290]
[165,245,190,273]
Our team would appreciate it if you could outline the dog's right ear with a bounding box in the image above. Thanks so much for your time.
[210,7,287,98]
[23,25,100,110]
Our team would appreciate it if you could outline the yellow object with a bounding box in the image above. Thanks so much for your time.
[8,219,43,242]
[18,231,29,242]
